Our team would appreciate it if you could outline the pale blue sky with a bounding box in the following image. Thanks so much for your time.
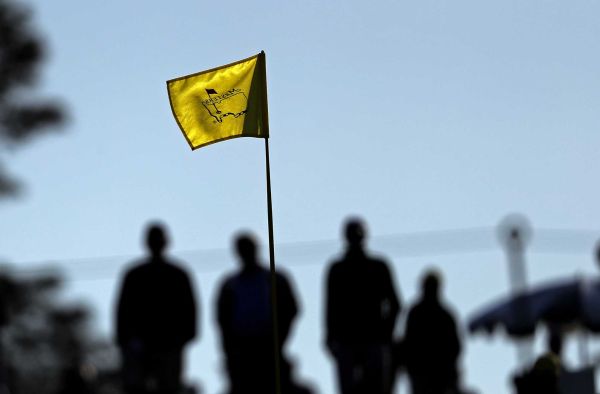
[1,0,600,393]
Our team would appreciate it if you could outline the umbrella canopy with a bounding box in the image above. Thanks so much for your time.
[468,277,600,337]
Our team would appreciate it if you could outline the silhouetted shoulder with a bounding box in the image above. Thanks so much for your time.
[219,266,294,289]
[274,266,295,284]
[163,258,194,277]
[217,271,242,292]
[410,300,457,321]
[369,255,394,271]
[326,256,353,275]
[443,302,460,322]
[121,258,147,276]
[327,258,345,273]
[126,258,191,277]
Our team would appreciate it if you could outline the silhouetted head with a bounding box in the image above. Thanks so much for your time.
[344,217,366,249]
[421,269,442,302]
[234,232,259,268]
[145,222,168,258]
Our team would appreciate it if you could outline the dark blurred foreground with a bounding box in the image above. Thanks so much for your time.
[0,265,129,394]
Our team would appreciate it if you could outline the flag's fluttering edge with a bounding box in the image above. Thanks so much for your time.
[167,52,269,150]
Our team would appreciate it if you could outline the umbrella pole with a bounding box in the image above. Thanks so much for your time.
[500,220,535,367]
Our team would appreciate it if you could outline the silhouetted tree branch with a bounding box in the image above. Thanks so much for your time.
[0,0,66,197]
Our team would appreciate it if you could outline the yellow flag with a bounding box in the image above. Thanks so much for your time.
[167,52,269,150]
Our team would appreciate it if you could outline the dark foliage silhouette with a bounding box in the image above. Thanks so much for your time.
[116,223,198,394]
[0,0,65,196]
[404,270,461,394]
[325,218,400,394]
[0,266,118,394]
[216,232,312,394]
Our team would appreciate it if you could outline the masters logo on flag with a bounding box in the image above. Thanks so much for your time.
[202,88,247,124]
[167,52,269,150]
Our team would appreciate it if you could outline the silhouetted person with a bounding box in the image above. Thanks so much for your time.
[404,270,461,394]
[325,218,401,394]
[116,223,197,394]
[216,232,311,394]
[514,350,561,394]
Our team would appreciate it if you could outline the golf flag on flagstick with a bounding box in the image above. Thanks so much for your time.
[167,52,269,150]
[168,52,282,394]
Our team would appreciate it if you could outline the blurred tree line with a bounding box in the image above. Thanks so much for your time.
[0,0,65,196]
[0,267,122,394]
[0,1,122,393]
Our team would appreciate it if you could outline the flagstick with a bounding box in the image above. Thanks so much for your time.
[265,137,282,394]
